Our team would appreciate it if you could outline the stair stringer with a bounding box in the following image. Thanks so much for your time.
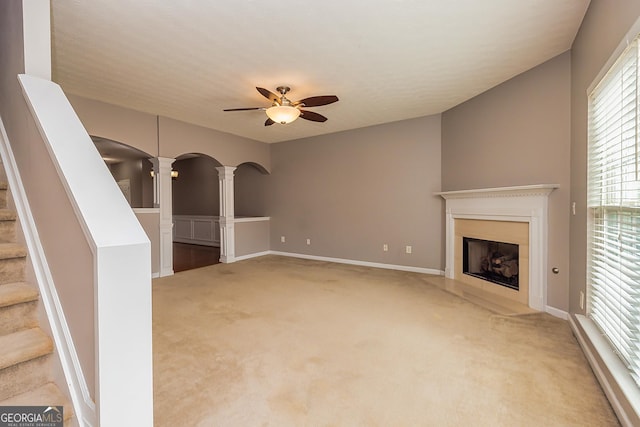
[0,117,96,426]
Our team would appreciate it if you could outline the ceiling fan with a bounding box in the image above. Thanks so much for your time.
[223,86,339,126]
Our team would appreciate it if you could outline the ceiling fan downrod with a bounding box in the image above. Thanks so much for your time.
[275,86,292,106]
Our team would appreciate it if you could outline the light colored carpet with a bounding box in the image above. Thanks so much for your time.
[152,255,619,426]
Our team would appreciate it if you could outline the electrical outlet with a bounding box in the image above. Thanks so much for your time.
[406,245,412,254]
[383,244,388,252]
[281,236,286,243]
[306,238,311,245]
[580,291,585,310]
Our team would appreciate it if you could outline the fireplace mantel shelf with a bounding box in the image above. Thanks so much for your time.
[435,184,559,200]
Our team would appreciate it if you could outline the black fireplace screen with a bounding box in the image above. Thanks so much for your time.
[462,237,519,290]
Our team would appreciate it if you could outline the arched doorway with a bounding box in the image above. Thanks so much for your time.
[92,136,154,208]
[171,153,223,272]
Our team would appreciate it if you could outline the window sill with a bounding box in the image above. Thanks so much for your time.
[570,314,640,427]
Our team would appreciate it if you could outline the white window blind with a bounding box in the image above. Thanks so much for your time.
[588,35,640,387]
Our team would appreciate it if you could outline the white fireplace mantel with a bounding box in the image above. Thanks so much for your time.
[436,184,559,312]
[436,184,558,200]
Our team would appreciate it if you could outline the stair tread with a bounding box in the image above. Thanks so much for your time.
[0,382,73,420]
[0,328,53,370]
[0,178,69,421]
[0,282,38,308]
[0,242,26,260]
[0,209,16,221]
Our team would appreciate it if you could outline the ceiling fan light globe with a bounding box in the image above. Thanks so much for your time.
[266,105,300,124]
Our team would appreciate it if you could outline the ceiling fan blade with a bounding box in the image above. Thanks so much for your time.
[223,107,263,111]
[299,110,328,122]
[295,95,339,107]
[265,118,275,126]
[256,87,279,103]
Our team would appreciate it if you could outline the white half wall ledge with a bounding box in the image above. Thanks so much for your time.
[234,216,271,223]
[132,208,160,214]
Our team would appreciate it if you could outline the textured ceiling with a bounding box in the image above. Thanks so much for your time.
[51,0,589,144]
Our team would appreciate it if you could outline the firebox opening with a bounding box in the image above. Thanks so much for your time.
[463,237,519,291]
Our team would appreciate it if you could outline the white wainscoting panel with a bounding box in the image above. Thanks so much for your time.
[173,215,220,247]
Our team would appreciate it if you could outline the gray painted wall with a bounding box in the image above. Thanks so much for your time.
[235,163,269,217]
[569,1,640,314]
[441,52,571,311]
[235,221,270,257]
[68,95,271,171]
[135,211,160,275]
[160,116,270,171]
[172,156,221,216]
[110,159,154,208]
[269,115,442,270]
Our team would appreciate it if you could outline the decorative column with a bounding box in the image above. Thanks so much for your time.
[216,166,236,263]
[151,157,175,276]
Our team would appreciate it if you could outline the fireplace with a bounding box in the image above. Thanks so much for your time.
[462,237,519,291]
[452,218,528,304]
[437,184,557,311]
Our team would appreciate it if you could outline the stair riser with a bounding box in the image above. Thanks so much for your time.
[0,221,16,243]
[0,180,71,421]
[0,258,25,285]
[0,301,38,335]
[0,355,51,401]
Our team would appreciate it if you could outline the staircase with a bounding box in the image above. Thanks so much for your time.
[0,180,73,424]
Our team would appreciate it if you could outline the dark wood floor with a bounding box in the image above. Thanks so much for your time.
[173,242,220,273]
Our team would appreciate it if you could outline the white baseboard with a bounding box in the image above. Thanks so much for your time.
[235,251,271,262]
[267,251,444,275]
[570,314,640,427]
[545,305,568,320]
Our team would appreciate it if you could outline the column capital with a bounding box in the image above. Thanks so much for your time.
[216,165,237,181]
[151,157,176,170]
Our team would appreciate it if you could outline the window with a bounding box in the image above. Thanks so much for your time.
[588,35,640,387]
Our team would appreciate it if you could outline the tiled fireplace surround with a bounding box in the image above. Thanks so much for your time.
[437,185,558,312]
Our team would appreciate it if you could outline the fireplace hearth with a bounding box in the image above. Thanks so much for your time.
[462,237,519,290]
